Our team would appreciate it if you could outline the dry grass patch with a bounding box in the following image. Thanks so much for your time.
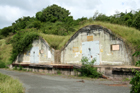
[0,72,24,93]
[40,33,71,49]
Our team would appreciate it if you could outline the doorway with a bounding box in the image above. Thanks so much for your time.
[82,41,100,65]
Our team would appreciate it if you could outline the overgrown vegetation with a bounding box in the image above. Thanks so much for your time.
[130,46,140,93]
[133,46,140,66]
[0,60,6,68]
[0,38,12,66]
[0,73,24,93]
[56,70,62,75]
[76,57,101,78]
[10,29,39,63]
[130,70,140,93]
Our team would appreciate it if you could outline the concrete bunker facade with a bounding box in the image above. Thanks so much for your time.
[14,37,55,64]
[61,25,132,65]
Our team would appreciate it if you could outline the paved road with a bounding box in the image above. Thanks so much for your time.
[0,69,130,93]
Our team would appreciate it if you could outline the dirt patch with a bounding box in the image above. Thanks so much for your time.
[105,83,128,87]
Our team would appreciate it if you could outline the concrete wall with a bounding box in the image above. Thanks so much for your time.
[61,25,132,65]
[14,37,55,64]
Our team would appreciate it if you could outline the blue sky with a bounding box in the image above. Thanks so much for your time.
[0,0,140,29]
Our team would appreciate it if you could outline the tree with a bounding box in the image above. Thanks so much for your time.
[62,16,75,34]
[94,13,110,22]
[132,12,140,30]
[36,11,43,21]
[37,4,70,22]
[0,26,12,37]
[12,16,33,33]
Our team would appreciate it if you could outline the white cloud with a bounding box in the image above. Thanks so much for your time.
[1,0,140,29]
[0,5,23,21]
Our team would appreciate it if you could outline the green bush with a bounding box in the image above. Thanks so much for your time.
[57,70,61,75]
[13,66,17,70]
[19,65,23,71]
[130,70,140,93]
[22,69,27,71]
[0,61,5,68]
[77,57,101,78]
[133,46,140,66]
[130,46,140,93]
[10,30,39,63]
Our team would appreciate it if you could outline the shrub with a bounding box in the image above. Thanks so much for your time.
[0,61,5,68]
[13,66,17,70]
[130,70,140,93]
[10,30,39,63]
[133,46,140,66]
[130,46,140,93]
[57,70,61,75]
[22,69,27,71]
[19,65,23,71]
[77,57,101,78]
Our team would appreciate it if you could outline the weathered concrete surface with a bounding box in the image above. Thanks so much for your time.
[0,69,130,93]
[61,25,132,65]
[14,37,55,64]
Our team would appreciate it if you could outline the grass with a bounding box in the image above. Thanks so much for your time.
[0,38,12,66]
[0,72,24,93]
[40,33,71,50]
[40,20,140,51]
[73,21,140,51]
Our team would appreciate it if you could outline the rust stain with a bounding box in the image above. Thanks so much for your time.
[100,49,103,52]
[73,47,79,52]
[87,36,93,41]
[77,80,84,83]
[80,50,82,53]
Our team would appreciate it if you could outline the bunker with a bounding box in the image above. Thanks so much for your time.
[14,37,55,64]
[12,25,140,79]
[61,25,132,65]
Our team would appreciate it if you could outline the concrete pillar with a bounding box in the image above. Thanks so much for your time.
[52,68,55,74]
[26,67,29,71]
[105,67,112,76]
[71,71,74,75]
[100,67,105,74]
[32,68,35,72]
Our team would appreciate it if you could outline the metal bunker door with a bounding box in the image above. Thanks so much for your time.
[30,47,39,63]
[82,41,100,65]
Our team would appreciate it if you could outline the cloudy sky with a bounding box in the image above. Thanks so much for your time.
[0,0,140,29]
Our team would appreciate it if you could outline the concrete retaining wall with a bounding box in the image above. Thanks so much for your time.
[11,64,137,79]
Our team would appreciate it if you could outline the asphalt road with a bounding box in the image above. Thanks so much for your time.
[0,69,130,93]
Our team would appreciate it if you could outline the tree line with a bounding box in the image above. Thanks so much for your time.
[1,4,140,39]
[94,10,140,30]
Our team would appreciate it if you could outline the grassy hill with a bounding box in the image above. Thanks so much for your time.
[1,20,140,66]
[1,4,140,66]
[41,20,140,51]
